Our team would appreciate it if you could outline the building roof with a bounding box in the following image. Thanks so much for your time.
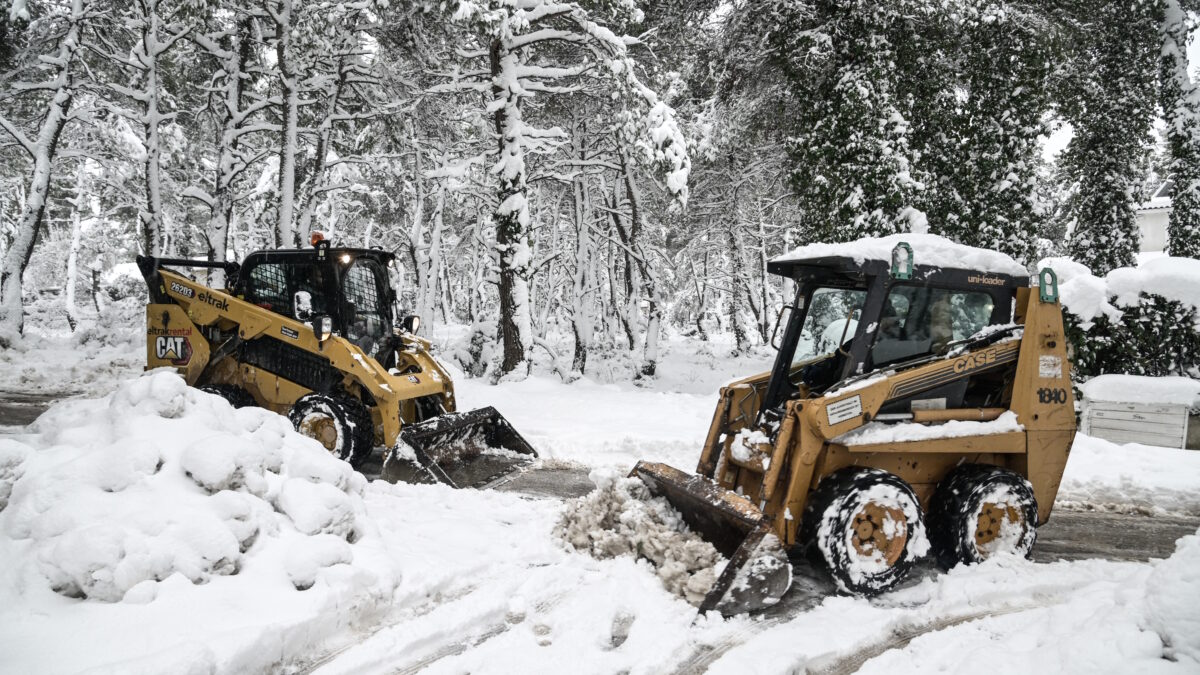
[1139,178,1173,211]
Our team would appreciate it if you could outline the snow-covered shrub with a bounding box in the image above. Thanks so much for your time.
[450,322,496,378]
[1043,256,1200,378]
[0,371,395,602]
[101,263,147,303]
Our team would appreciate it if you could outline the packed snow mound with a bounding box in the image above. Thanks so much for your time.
[1080,374,1200,410]
[773,233,1028,276]
[0,371,381,602]
[1145,530,1200,663]
[1056,433,1200,516]
[554,468,725,606]
[1041,254,1200,329]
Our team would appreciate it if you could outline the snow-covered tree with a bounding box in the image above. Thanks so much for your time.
[186,11,271,283]
[775,0,930,241]
[0,0,94,341]
[431,0,689,377]
[1060,0,1160,274]
[93,0,190,255]
[1160,0,1200,259]
[921,4,1054,264]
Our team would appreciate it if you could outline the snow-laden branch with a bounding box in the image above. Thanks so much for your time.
[0,114,36,157]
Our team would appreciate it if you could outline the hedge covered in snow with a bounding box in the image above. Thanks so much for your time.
[1042,255,1200,379]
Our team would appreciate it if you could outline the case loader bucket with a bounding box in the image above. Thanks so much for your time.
[381,406,538,489]
[632,461,792,614]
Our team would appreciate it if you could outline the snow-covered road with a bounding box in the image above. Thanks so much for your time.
[1,370,1199,674]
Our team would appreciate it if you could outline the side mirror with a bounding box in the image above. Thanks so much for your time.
[771,305,794,350]
[293,290,313,321]
[312,315,332,342]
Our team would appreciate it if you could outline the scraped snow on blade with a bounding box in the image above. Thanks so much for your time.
[554,469,727,607]
[556,462,791,615]
[380,406,537,489]
[631,461,792,614]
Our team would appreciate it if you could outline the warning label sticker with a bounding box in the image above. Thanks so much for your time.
[827,395,863,426]
[1039,355,1063,379]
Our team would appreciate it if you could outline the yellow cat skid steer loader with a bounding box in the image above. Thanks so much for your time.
[136,235,536,487]
[614,235,1076,615]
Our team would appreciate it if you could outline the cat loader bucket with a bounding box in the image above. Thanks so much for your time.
[381,406,538,489]
[631,462,792,615]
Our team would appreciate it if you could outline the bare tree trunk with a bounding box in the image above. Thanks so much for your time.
[273,0,299,247]
[491,39,534,377]
[618,147,662,378]
[418,186,446,327]
[605,182,638,351]
[200,16,253,288]
[64,163,87,331]
[569,148,593,373]
[688,252,709,341]
[726,227,751,354]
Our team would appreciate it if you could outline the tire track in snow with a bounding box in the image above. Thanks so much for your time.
[389,592,567,675]
[667,574,1080,675]
[665,563,833,674]
[802,601,1060,675]
[295,582,481,674]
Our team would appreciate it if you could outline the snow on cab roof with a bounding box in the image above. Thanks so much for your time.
[772,233,1028,277]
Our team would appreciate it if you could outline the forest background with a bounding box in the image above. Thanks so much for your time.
[2,0,1199,382]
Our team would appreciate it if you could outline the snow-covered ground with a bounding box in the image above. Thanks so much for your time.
[1,327,1199,674]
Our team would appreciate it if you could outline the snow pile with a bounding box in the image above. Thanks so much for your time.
[0,294,144,396]
[1080,374,1200,410]
[831,411,1024,446]
[1042,254,1200,329]
[1056,433,1200,516]
[554,468,725,606]
[773,233,1028,276]
[0,371,401,672]
[1145,531,1200,663]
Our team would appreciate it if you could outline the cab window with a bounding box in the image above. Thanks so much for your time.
[343,260,390,353]
[246,262,330,318]
[792,287,867,367]
[872,285,994,367]
[247,263,289,312]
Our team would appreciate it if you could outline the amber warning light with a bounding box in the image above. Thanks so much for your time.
[310,231,326,247]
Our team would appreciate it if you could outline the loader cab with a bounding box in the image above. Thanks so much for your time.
[236,245,397,352]
[761,250,1026,416]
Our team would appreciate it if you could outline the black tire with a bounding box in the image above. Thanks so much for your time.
[927,464,1038,569]
[199,384,256,409]
[288,392,374,468]
[799,467,928,595]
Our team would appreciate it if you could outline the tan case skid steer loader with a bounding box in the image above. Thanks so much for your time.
[136,237,535,487]
[626,236,1075,615]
